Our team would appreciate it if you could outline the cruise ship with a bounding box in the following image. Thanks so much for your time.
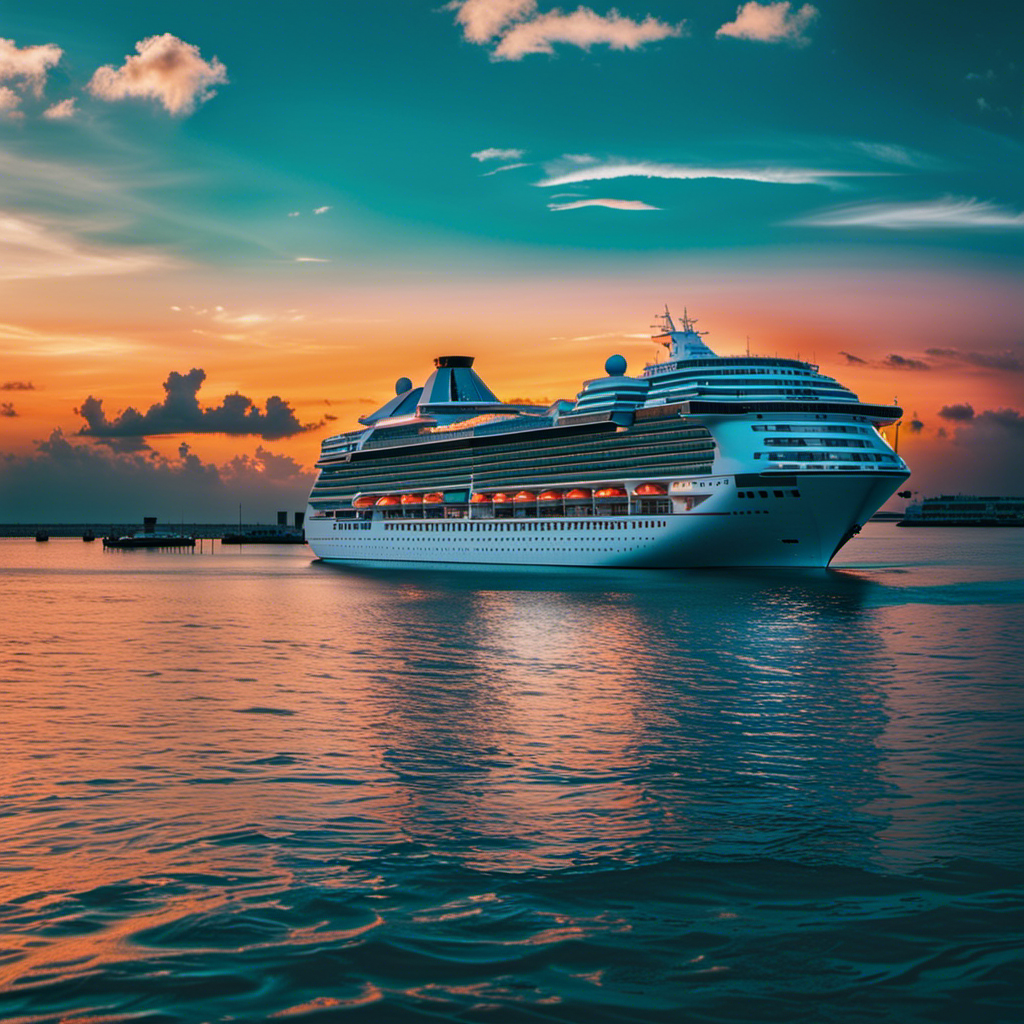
[305,309,909,568]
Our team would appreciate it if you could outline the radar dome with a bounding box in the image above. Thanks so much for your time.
[605,354,627,376]
[395,377,413,395]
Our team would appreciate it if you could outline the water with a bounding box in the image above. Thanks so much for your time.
[1,525,1022,1022]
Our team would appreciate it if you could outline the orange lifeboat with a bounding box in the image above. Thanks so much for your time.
[513,490,537,502]
[595,486,627,498]
[565,488,592,500]
[491,492,511,503]
[538,490,563,501]
[470,493,491,504]
[401,493,423,505]
[376,495,401,506]
[353,495,375,508]
[634,482,667,496]
[423,492,444,504]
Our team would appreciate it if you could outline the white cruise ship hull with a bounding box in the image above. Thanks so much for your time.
[306,471,904,569]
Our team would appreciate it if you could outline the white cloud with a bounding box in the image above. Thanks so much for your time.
[447,2,684,61]
[88,34,227,116]
[850,141,933,168]
[792,197,1024,230]
[0,212,173,280]
[295,256,330,262]
[494,8,685,60]
[0,37,62,96]
[716,2,819,47]
[0,85,23,119]
[472,147,525,161]
[548,198,659,211]
[537,160,873,188]
[447,0,538,44]
[313,205,331,215]
[288,211,300,217]
[42,97,77,120]
[481,162,530,176]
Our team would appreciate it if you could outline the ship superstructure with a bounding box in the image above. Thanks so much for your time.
[304,308,909,567]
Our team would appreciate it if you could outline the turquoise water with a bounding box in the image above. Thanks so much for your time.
[1,525,1022,1022]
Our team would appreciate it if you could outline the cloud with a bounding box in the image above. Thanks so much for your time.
[0,37,62,96]
[850,141,934,169]
[447,1,684,61]
[793,196,1024,229]
[0,85,23,119]
[313,205,331,215]
[42,98,76,120]
[1,402,16,417]
[295,256,330,263]
[837,350,929,370]
[716,2,819,47]
[88,34,228,116]
[907,415,924,433]
[2,381,35,390]
[0,213,173,281]
[0,429,313,522]
[288,211,300,217]
[880,353,930,371]
[76,368,313,441]
[938,403,975,421]
[548,197,659,211]
[493,8,686,61]
[537,159,873,189]
[472,147,525,161]
[925,347,1023,373]
[481,162,530,176]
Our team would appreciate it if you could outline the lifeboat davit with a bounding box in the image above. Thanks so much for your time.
[538,490,563,501]
[634,482,667,496]
[423,492,444,504]
[491,492,511,503]
[513,490,537,502]
[595,486,627,498]
[470,493,491,504]
[376,495,401,506]
[401,493,423,505]
[565,488,592,500]
[353,495,375,508]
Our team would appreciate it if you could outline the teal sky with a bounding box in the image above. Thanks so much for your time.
[1,1,1023,519]
[4,0,1023,270]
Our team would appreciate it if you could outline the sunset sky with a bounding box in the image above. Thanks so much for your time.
[1,0,1022,521]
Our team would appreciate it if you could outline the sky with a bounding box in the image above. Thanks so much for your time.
[1,0,1022,522]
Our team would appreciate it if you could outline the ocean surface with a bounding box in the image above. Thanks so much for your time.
[1,525,1022,1023]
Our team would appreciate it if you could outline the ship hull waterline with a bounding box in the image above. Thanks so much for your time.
[305,472,906,569]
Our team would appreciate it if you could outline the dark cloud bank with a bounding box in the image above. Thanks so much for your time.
[76,368,316,442]
[0,431,314,523]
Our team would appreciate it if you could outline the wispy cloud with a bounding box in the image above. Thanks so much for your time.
[481,162,530,176]
[313,205,331,215]
[793,196,1024,229]
[850,141,935,168]
[716,2,819,47]
[0,212,174,281]
[447,2,684,61]
[88,34,227,116]
[548,198,659,211]
[537,159,875,189]
[0,37,62,97]
[288,211,300,217]
[42,97,76,120]
[472,147,525,161]
[295,256,330,263]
